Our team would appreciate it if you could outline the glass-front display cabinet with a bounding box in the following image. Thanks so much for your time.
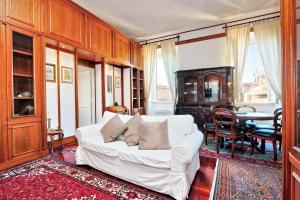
[12,32,35,116]
[183,75,198,104]
[204,73,221,103]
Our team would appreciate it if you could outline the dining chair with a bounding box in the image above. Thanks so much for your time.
[202,106,216,145]
[212,108,244,157]
[254,107,282,151]
[250,110,282,161]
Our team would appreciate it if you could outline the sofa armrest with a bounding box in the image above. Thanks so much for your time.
[75,124,104,145]
[171,124,203,172]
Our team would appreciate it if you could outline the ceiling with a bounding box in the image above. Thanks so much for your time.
[73,0,280,41]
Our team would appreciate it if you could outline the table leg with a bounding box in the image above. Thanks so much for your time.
[50,135,55,155]
[59,132,64,152]
[261,140,266,153]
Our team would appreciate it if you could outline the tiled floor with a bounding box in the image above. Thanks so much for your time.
[52,144,217,200]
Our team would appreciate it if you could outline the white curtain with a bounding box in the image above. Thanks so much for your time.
[226,24,251,102]
[254,19,282,100]
[161,39,177,106]
[143,43,157,114]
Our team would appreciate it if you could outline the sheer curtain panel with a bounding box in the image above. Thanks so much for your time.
[254,19,282,100]
[226,24,251,102]
[161,39,177,109]
[143,44,158,114]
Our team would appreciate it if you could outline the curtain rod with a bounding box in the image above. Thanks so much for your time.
[141,35,180,45]
[138,8,289,45]
[223,15,280,29]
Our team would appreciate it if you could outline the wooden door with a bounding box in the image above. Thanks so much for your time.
[46,0,85,46]
[5,0,41,31]
[281,0,300,199]
[130,41,140,67]
[86,16,112,58]
[113,32,130,65]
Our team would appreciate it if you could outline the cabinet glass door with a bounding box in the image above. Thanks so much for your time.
[12,32,34,116]
[183,76,198,103]
[204,73,221,103]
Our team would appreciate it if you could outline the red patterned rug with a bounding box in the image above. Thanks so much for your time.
[0,157,171,200]
[213,159,282,200]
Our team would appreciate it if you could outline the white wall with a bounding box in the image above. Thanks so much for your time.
[95,64,102,122]
[123,68,131,114]
[177,37,227,70]
[59,52,76,137]
[114,67,122,105]
[46,48,59,129]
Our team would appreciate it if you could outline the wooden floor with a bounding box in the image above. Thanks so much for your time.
[52,144,217,200]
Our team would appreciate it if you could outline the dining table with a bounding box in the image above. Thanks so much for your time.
[235,111,274,153]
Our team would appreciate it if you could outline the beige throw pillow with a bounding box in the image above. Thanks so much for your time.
[101,115,128,143]
[123,116,142,146]
[139,120,170,150]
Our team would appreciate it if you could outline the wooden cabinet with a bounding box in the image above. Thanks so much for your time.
[113,32,130,65]
[175,67,234,129]
[131,68,144,115]
[86,17,112,58]
[0,25,44,170]
[130,42,143,68]
[45,0,85,45]
[5,0,41,31]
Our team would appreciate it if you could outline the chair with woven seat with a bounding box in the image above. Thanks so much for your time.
[212,108,244,157]
[250,110,282,161]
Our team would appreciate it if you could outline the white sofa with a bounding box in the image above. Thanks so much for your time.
[75,111,203,200]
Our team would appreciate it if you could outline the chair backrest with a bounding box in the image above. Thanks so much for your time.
[274,110,283,135]
[274,107,282,115]
[235,105,256,112]
[212,108,237,133]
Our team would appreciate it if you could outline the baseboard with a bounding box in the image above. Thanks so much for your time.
[47,135,77,149]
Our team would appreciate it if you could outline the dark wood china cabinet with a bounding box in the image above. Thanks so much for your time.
[175,66,234,129]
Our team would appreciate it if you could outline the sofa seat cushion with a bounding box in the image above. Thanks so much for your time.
[118,145,172,169]
[80,134,125,157]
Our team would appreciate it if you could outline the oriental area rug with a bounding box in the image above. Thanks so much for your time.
[213,159,282,200]
[0,157,171,200]
[200,137,282,168]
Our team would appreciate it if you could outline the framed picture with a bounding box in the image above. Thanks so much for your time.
[107,75,112,93]
[61,66,73,84]
[46,63,55,82]
[115,77,121,88]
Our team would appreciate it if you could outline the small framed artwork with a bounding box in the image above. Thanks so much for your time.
[46,63,56,82]
[107,75,112,93]
[115,77,121,88]
[61,66,73,84]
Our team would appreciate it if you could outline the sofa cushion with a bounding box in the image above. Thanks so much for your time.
[141,115,194,147]
[101,115,128,143]
[139,120,170,150]
[123,116,142,146]
[118,146,172,169]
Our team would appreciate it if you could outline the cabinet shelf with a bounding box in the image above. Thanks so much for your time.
[13,49,33,56]
[13,73,33,78]
[14,97,34,100]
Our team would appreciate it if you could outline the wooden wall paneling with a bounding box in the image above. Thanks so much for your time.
[7,122,41,159]
[113,31,130,65]
[281,0,298,199]
[40,36,48,154]
[101,60,106,114]
[5,0,41,31]
[86,16,112,58]
[74,49,79,128]
[45,0,85,46]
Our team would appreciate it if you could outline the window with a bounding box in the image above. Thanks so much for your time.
[239,32,276,104]
[156,49,172,101]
